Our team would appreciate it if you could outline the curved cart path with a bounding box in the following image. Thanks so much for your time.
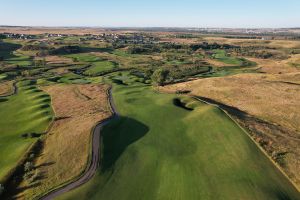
[40,87,119,200]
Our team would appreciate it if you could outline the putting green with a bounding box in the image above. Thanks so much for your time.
[0,80,54,182]
[59,74,299,200]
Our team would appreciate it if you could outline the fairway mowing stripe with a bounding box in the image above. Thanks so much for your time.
[193,96,300,192]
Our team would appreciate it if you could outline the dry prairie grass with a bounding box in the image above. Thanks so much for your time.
[162,73,300,131]
[247,55,300,74]
[203,37,300,49]
[204,58,235,67]
[0,81,14,96]
[0,27,106,35]
[44,56,73,65]
[16,84,111,199]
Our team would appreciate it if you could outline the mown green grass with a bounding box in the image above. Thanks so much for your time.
[59,74,299,200]
[0,74,7,80]
[49,73,92,84]
[212,50,244,66]
[65,53,103,62]
[0,80,54,182]
[83,61,117,76]
[4,52,32,67]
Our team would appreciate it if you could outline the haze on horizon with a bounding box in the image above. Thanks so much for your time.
[1,0,300,28]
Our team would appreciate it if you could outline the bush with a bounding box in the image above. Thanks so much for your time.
[30,133,41,138]
[29,153,35,160]
[21,133,29,138]
[151,68,169,86]
[24,161,34,172]
[23,171,33,180]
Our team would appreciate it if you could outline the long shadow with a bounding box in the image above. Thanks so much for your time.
[81,47,113,53]
[101,116,149,172]
[0,42,22,60]
[194,96,249,119]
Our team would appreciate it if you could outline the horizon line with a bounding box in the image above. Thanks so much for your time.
[1,25,300,30]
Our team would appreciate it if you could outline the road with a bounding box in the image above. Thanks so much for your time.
[40,87,118,200]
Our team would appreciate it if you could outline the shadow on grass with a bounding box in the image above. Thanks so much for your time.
[173,98,194,111]
[81,47,113,53]
[0,42,22,59]
[101,116,149,172]
[35,161,55,170]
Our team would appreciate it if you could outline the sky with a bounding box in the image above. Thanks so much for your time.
[1,0,300,28]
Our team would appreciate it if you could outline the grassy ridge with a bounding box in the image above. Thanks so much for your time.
[58,74,299,200]
[0,80,54,182]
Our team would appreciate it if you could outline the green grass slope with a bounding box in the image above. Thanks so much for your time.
[59,74,299,200]
[211,50,245,65]
[83,61,117,76]
[0,80,54,182]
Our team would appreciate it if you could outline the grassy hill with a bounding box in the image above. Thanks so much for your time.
[58,73,299,200]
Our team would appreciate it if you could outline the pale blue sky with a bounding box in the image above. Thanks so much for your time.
[1,0,300,28]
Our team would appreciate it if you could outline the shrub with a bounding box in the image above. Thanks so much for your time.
[21,133,29,138]
[29,153,35,160]
[151,68,169,86]
[30,133,41,138]
[24,161,34,172]
[23,171,33,180]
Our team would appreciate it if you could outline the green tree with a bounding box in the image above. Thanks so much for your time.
[151,68,169,86]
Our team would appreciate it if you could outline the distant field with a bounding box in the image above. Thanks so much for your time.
[0,80,53,182]
[58,73,299,200]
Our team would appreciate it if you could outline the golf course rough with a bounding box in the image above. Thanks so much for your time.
[0,80,54,182]
[58,73,300,200]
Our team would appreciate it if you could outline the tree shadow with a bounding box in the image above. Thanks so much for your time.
[81,47,113,53]
[34,161,55,170]
[0,42,22,60]
[101,116,149,172]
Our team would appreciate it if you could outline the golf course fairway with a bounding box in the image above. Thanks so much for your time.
[58,74,299,200]
[0,80,53,182]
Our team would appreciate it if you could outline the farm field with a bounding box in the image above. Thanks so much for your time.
[58,74,300,200]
